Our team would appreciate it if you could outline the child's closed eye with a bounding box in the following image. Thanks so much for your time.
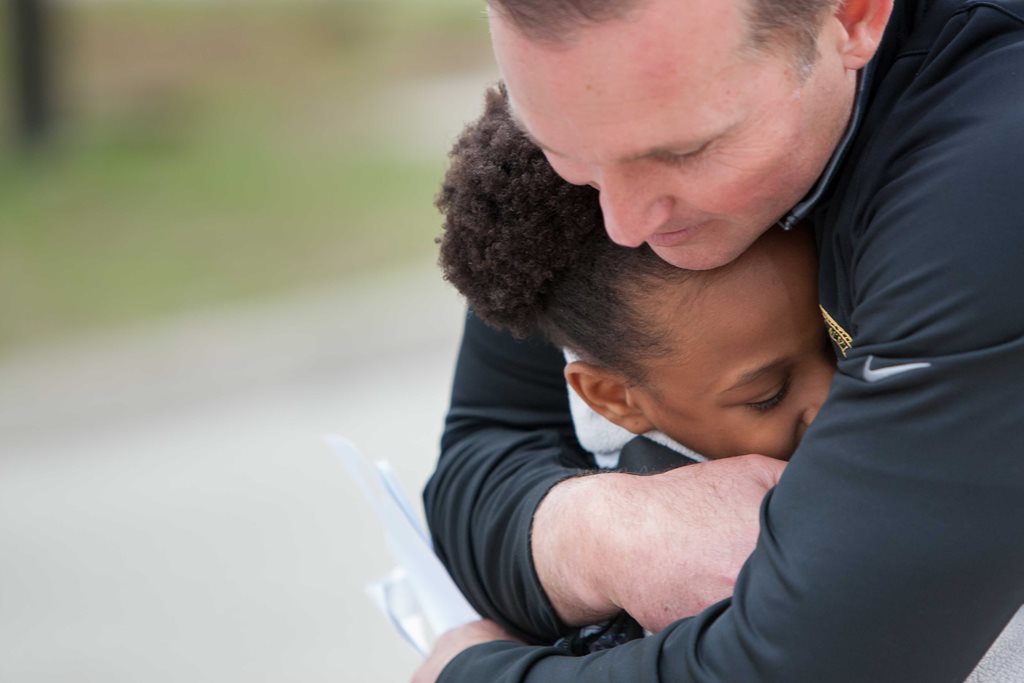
[746,379,791,412]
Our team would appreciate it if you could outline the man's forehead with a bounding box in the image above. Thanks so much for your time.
[505,79,739,167]
[492,2,754,120]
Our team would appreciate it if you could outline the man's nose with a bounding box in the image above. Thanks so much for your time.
[597,167,673,248]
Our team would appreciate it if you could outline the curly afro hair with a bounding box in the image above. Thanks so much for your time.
[436,84,695,382]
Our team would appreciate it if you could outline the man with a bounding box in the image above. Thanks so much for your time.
[420,0,1024,680]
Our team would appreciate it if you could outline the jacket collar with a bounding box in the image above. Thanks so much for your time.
[777,57,876,230]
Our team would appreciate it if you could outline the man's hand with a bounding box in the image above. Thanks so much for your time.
[532,454,785,632]
[411,620,520,683]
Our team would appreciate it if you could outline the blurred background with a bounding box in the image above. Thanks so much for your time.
[1,1,496,680]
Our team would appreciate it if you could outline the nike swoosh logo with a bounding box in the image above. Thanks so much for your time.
[861,355,932,383]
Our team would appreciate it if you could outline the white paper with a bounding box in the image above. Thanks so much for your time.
[365,568,432,656]
[325,435,480,656]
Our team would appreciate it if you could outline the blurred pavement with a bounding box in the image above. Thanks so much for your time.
[0,263,467,683]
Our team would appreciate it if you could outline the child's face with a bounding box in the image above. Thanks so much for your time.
[625,227,834,461]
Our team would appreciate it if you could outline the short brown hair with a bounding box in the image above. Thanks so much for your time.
[489,0,838,71]
[744,0,840,71]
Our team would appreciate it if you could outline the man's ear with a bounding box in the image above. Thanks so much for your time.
[564,361,655,435]
[834,0,893,70]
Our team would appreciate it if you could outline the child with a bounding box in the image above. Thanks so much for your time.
[437,85,834,470]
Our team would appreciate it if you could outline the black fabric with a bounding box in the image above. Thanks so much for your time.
[424,310,589,643]
[618,436,700,474]
[428,1,1024,680]
[553,611,647,656]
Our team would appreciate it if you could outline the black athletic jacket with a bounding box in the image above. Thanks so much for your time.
[425,1,1024,680]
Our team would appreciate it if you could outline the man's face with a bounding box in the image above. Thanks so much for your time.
[490,0,858,270]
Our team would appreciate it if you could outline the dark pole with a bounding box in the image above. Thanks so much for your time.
[12,0,52,146]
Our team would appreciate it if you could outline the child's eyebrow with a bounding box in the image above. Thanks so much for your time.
[724,359,787,392]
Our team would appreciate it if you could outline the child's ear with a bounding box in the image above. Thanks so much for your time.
[564,361,655,435]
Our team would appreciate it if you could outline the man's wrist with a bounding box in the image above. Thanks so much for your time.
[530,472,632,625]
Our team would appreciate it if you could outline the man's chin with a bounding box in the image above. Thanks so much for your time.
[650,223,773,271]
[650,242,737,271]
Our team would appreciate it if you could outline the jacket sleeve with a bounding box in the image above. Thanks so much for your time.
[424,310,592,643]
[436,12,1024,682]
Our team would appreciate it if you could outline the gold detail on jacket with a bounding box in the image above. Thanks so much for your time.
[820,305,852,357]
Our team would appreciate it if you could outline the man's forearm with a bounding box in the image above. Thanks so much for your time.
[530,474,623,625]
[532,456,783,632]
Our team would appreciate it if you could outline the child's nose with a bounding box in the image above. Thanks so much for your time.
[803,403,821,427]
[796,403,821,443]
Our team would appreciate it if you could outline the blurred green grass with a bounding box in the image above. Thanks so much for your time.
[0,0,492,352]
